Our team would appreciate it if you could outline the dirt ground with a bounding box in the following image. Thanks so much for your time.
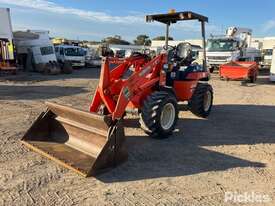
[0,68,274,206]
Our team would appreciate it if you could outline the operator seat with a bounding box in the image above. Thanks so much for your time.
[175,42,193,66]
[166,42,204,85]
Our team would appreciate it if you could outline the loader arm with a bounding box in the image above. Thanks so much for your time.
[112,54,166,119]
[90,55,148,114]
[90,54,167,120]
[109,55,148,79]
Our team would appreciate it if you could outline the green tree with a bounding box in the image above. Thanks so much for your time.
[102,35,130,45]
[152,36,174,41]
[134,35,151,46]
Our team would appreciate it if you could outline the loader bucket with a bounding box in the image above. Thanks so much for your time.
[21,102,127,177]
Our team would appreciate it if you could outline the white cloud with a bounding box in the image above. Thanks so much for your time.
[0,0,144,24]
[1,0,222,40]
[263,20,275,32]
[1,0,220,30]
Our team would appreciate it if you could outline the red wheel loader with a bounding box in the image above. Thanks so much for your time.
[21,11,214,177]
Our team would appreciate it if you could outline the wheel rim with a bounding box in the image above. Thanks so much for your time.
[203,90,212,112]
[160,103,175,130]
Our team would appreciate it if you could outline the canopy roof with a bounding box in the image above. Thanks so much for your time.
[146,11,208,24]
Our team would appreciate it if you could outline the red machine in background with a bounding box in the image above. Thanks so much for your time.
[219,61,259,83]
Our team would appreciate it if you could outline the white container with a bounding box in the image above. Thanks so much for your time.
[0,8,13,41]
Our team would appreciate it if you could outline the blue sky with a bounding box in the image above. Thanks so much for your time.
[1,0,275,42]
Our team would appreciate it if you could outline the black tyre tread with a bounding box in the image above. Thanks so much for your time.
[189,83,213,118]
[249,74,257,83]
[209,67,214,73]
[140,91,178,139]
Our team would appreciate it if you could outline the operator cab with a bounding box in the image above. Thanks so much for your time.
[146,11,209,85]
[168,42,195,66]
[165,42,206,85]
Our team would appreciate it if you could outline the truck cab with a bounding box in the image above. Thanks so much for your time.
[206,37,240,68]
[206,27,261,72]
[32,45,56,64]
[14,30,58,72]
[55,45,86,68]
[261,49,273,68]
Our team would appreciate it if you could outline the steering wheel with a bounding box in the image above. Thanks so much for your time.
[141,48,150,54]
[163,45,176,50]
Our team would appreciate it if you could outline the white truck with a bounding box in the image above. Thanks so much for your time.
[260,38,275,68]
[14,30,57,72]
[270,47,275,82]
[261,49,273,68]
[206,27,261,72]
[55,45,86,68]
[84,47,102,67]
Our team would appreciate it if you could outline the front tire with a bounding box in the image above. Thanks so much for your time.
[140,91,179,139]
[189,83,213,118]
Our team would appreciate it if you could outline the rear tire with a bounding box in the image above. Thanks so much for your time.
[140,91,178,139]
[62,61,73,74]
[189,83,213,118]
[209,67,214,73]
[249,74,257,83]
